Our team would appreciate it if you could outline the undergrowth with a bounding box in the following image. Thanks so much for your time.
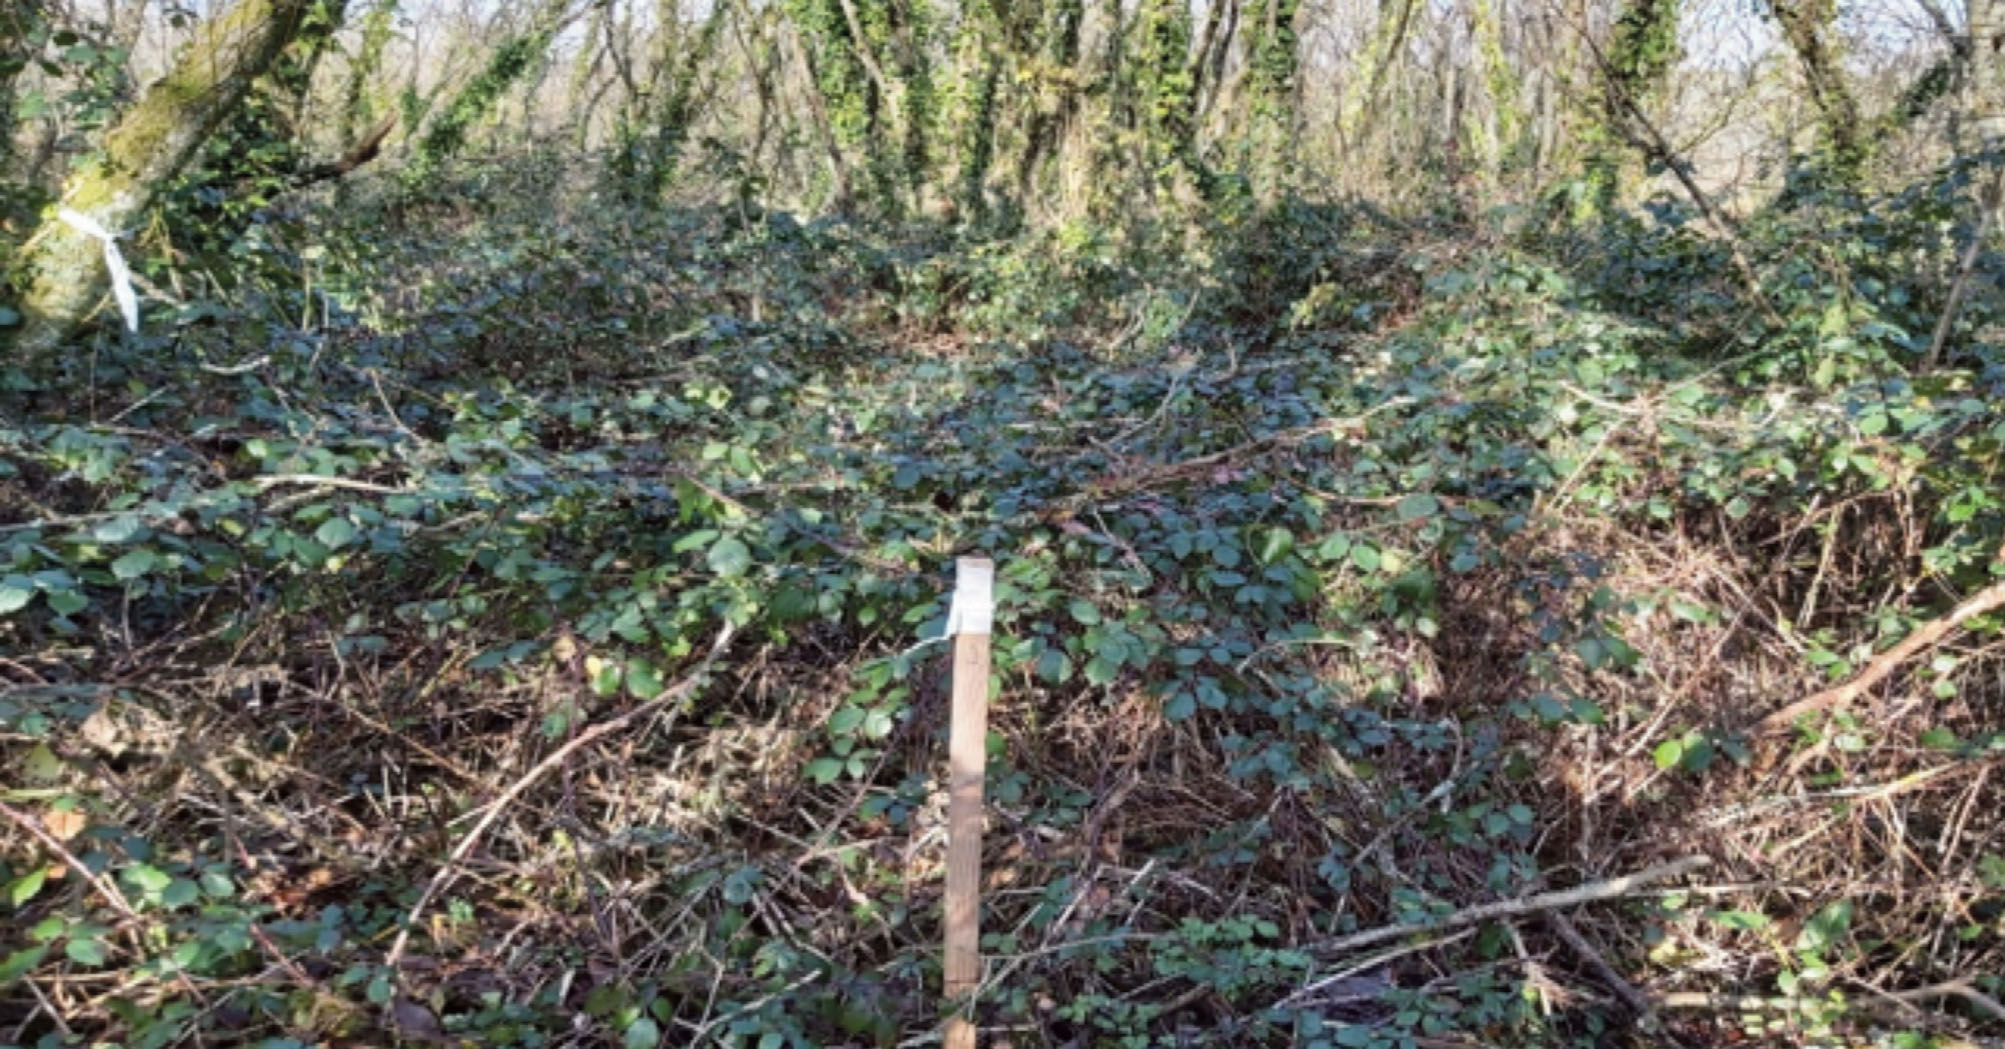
[2,157,2003,1049]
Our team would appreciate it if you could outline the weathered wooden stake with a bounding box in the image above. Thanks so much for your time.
[943,556,993,1049]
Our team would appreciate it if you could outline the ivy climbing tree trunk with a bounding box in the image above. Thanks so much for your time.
[1342,0,1414,148]
[1584,0,1678,215]
[4,0,320,363]
[2,0,49,182]
[1766,0,1865,180]
[340,0,399,147]
[412,0,575,175]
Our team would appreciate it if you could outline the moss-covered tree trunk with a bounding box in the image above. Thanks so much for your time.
[4,0,319,363]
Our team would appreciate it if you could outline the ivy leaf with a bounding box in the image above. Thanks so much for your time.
[123,863,173,895]
[706,535,752,578]
[0,578,34,614]
[64,937,106,966]
[1395,493,1439,521]
[1255,527,1294,564]
[626,659,665,700]
[624,1018,662,1049]
[111,550,156,580]
[314,518,357,549]
[45,590,88,617]
[827,705,865,735]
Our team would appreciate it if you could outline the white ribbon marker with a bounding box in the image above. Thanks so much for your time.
[942,557,994,638]
[58,207,141,333]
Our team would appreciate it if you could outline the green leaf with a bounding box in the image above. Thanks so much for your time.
[1068,599,1101,625]
[24,744,63,783]
[199,871,236,899]
[64,936,105,966]
[1256,527,1295,564]
[110,549,156,580]
[92,516,143,543]
[1395,493,1439,521]
[123,863,173,894]
[1710,910,1771,932]
[626,659,665,700]
[624,1017,661,1049]
[1796,900,1853,956]
[706,535,752,578]
[1652,739,1683,771]
[314,518,357,549]
[1083,655,1119,686]
[1918,727,1961,750]
[1349,545,1382,572]
[160,878,200,908]
[0,945,49,984]
[7,867,48,908]
[827,705,865,735]
[804,757,844,785]
[0,578,34,614]
[1163,691,1196,720]
[45,590,88,617]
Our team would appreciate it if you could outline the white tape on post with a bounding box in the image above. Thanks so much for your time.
[944,557,994,637]
[58,207,141,333]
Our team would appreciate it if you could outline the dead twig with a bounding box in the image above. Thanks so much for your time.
[1755,579,2005,734]
[1547,911,1689,1048]
[1310,855,1711,957]
[0,799,143,938]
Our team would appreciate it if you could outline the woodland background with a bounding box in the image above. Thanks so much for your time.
[2,0,2005,1047]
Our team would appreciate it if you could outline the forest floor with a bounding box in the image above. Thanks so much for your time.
[2,160,2003,1049]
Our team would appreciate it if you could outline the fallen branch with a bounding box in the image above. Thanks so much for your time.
[1660,979,2005,1024]
[1311,855,1711,957]
[383,624,737,971]
[1548,911,1690,1048]
[1895,979,2005,1024]
[1755,579,2005,734]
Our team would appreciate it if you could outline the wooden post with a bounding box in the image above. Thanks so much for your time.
[944,557,993,1049]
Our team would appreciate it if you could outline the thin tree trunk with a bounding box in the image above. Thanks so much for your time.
[782,21,853,208]
[5,0,320,362]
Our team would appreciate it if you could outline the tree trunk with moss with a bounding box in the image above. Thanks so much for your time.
[3,0,319,363]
